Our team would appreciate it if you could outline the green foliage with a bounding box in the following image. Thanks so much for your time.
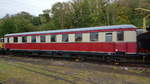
[0,12,39,37]
[31,17,41,26]
[0,0,150,37]
[0,18,16,36]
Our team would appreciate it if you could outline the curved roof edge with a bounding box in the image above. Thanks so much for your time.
[5,24,136,36]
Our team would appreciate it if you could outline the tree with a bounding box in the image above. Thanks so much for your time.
[31,17,41,26]
[0,18,16,36]
[0,0,150,37]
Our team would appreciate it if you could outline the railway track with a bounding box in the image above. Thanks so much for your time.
[0,54,150,69]
[0,55,150,84]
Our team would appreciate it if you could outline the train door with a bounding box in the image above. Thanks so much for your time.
[115,31,127,53]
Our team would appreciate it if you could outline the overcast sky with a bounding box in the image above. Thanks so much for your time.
[0,0,71,18]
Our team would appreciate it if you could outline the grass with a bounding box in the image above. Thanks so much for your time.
[0,61,69,84]
[0,58,149,84]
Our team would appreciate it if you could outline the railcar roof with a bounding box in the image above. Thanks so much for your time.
[5,24,136,36]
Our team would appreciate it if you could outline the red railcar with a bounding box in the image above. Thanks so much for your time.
[4,25,137,54]
[3,25,150,58]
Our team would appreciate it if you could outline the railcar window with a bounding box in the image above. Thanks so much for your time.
[40,35,46,42]
[8,38,10,43]
[5,37,9,43]
[14,37,18,43]
[117,31,124,41]
[31,36,36,43]
[0,38,4,42]
[22,36,27,43]
[4,38,7,43]
[62,34,68,42]
[51,35,56,42]
[75,33,82,42]
[90,32,98,41]
[2,39,4,42]
[106,33,112,42]
[7,38,9,43]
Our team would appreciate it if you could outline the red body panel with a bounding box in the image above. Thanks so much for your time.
[115,43,127,52]
[126,43,137,53]
[5,42,137,53]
